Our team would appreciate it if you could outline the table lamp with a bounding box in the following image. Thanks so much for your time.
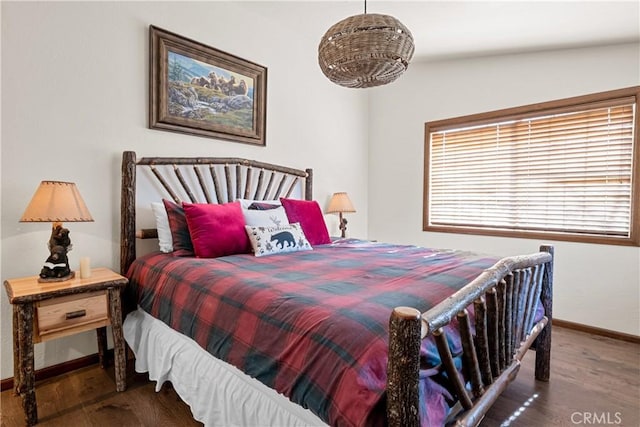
[326,192,356,238]
[20,181,94,282]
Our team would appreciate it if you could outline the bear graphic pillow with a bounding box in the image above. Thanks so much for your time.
[245,223,313,257]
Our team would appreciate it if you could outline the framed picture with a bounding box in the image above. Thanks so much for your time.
[149,26,267,146]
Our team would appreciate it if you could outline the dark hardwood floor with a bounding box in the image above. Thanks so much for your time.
[480,327,639,426]
[1,326,638,426]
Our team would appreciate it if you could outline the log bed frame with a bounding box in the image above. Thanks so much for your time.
[120,150,553,427]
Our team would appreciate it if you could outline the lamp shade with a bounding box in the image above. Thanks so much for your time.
[318,13,415,88]
[326,192,356,214]
[20,181,94,223]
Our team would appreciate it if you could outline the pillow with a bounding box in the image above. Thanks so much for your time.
[280,198,331,245]
[183,201,251,258]
[151,202,173,253]
[237,198,281,209]
[247,202,280,210]
[163,199,194,257]
[242,205,290,228]
[245,223,312,257]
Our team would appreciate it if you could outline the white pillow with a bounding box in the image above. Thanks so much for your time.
[237,198,281,209]
[243,206,290,228]
[245,223,312,257]
[151,202,173,253]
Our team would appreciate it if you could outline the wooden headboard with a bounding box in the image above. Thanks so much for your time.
[120,151,313,275]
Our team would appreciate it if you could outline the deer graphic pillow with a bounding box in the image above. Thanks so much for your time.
[242,205,290,228]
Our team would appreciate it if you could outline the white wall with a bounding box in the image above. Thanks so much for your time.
[368,43,640,335]
[0,2,369,380]
[2,2,638,383]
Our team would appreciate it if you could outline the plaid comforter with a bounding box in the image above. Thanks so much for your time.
[126,239,500,426]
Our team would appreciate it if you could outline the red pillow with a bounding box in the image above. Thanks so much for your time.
[183,201,251,258]
[163,199,194,257]
[280,198,331,245]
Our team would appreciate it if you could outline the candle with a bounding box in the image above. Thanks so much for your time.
[79,257,91,279]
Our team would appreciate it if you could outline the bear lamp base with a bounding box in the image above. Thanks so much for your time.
[38,271,75,283]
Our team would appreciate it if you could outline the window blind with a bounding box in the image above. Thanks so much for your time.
[427,97,636,239]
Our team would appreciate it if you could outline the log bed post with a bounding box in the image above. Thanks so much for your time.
[534,244,554,381]
[120,151,137,276]
[304,168,313,201]
[387,306,421,427]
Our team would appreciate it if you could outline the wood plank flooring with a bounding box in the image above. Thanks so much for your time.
[480,328,639,426]
[1,326,638,426]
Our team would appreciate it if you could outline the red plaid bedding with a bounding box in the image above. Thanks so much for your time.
[126,239,501,426]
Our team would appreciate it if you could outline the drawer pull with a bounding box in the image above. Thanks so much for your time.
[65,310,87,320]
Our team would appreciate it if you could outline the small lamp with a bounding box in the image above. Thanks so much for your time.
[20,181,93,282]
[326,192,356,238]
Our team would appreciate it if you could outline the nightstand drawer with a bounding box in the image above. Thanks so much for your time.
[36,291,109,341]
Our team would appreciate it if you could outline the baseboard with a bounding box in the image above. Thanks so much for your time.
[554,318,640,344]
[1,350,113,392]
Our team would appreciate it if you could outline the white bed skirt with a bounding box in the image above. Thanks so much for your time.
[123,307,328,427]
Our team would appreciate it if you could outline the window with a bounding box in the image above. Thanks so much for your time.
[424,87,639,246]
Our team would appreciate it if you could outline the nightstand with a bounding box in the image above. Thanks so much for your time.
[4,267,128,426]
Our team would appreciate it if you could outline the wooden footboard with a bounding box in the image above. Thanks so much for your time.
[387,246,554,427]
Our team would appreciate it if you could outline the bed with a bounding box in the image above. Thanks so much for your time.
[120,151,554,427]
